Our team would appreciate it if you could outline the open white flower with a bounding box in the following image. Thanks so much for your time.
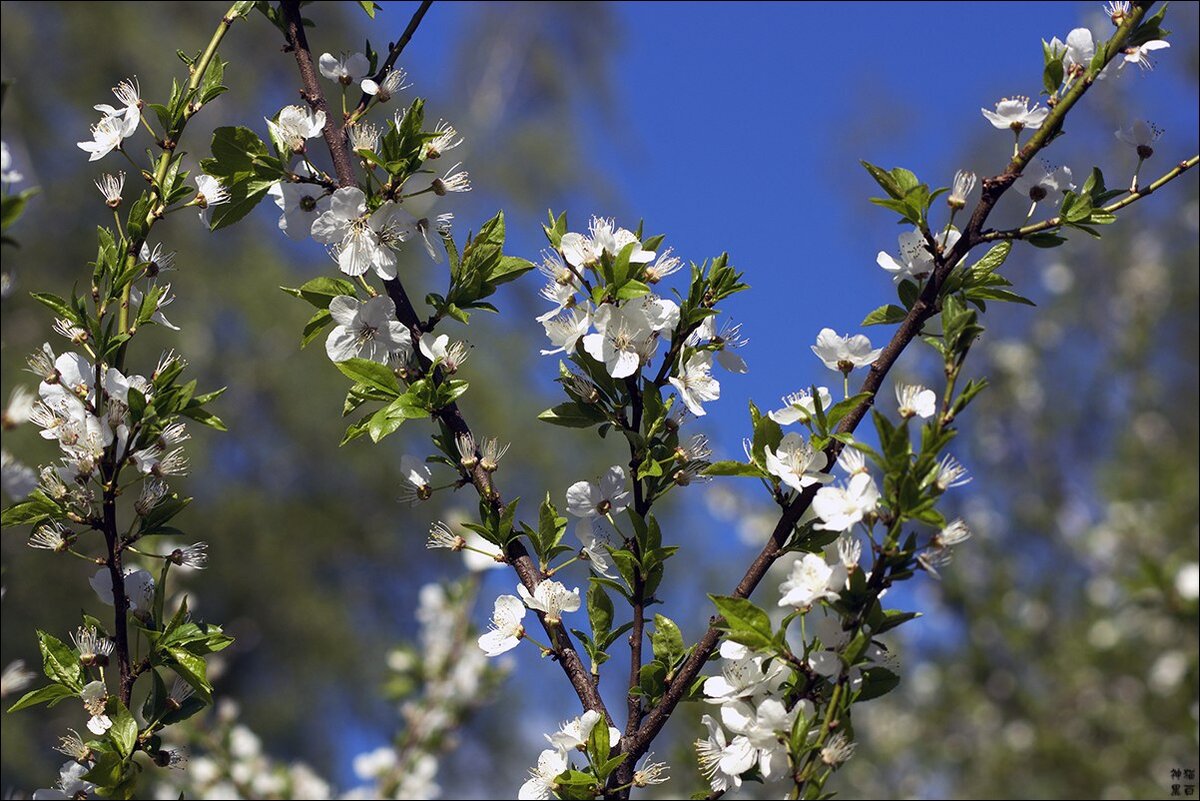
[1116,119,1163,159]
[517,579,580,624]
[895,382,937,419]
[1013,161,1074,209]
[582,302,654,379]
[1063,28,1095,73]
[361,67,410,102]
[311,187,408,279]
[81,680,112,735]
[1122,40,1169,70]
[540,308,591,356]
[547,709,620,753]
[518,749,568,801]
[477,594,526,657]
[669,352,720,416]
[702,640,787,704]
[566,465,630,518]
[77,115,131,162]
[418,332,470,372]
[720,697,801,781]
[812,473,879,532]
[319,51,370,86]
[325,295,410,364]
[764,432,832,492]
[778,552,846,609]
[268,105,325,154]
[93,78,141,134]
[575,517,615,578]
[695,713,756,794]
[268,164,332,240]
[33,761,98,801]
[89,566,155,612]
[769,387,832,426]
[981,96,1049,132]
[876,228,959,283]
[194,175,230,226]
[811,328,882,374]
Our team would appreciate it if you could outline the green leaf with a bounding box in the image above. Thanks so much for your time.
[109,700,138,757]
[300,308,332,348]
[37,630,83,691]
[283,276,359,308]
[709,595,774,651]
[650,614,684,667]
[587,581,614,647]
[334,358,401,396]
[6,682,76,712]
[855,666,901,702]
[537,402,608,428]
[862,304,907,327]
[207,175,274,231]
[967,241,1011,275]
[165,647,211,702]
[1,491,62,526]
[1027,232,1067,248]
[203,126,269,177]
[357,1,380,17]
[703,460,763,478]
[0,188,38,231]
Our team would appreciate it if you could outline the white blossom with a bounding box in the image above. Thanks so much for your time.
[669,352,720,416]
[981,96,1049,132]
[95,171,126,207]
[318,51,370,86]
[702,641,787,704]
[517,579,580,624]
[325,295,410,364]
[268,105,325,153]
[768,386,832,426]
[89,567,155,612]
[566,465,631,518]
[694,713,756,793]
[81,680,112,735]
[582,302,654,379]
[477,594,526,656]
[948,169,976,210]
[540,308,591,356]
[720,697,799,781]
[547,709,620,753]
[361,68,410,102]
[811,328,882,374]
[812,473,879,532]
[575,517,615,578]
[194,175,230,226]
[1,141,23,184]
[267,164,332,240]
[518,749,568,801]
[777,552,846,609]
[311,187,408,279]
[764,432,832,492]
[895,382,937,419]
[1122,40,1170,70]
[32,761,97,801]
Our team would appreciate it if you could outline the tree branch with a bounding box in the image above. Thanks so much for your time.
[620,0,1155,768]
[348,0,435,123]
[980,155,1199,242]
[279,0,613,725]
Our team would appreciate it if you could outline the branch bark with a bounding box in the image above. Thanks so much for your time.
[279,0,613,725]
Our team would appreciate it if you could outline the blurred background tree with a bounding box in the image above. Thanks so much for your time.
[2,2,1196,798]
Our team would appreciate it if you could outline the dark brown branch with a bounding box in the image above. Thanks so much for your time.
[619,0,1154,770]
[279,0,612,725]
[349,0,435,121]
[101,485,133,706]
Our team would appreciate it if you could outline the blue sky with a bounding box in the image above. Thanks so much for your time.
[388,0,1198,462]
